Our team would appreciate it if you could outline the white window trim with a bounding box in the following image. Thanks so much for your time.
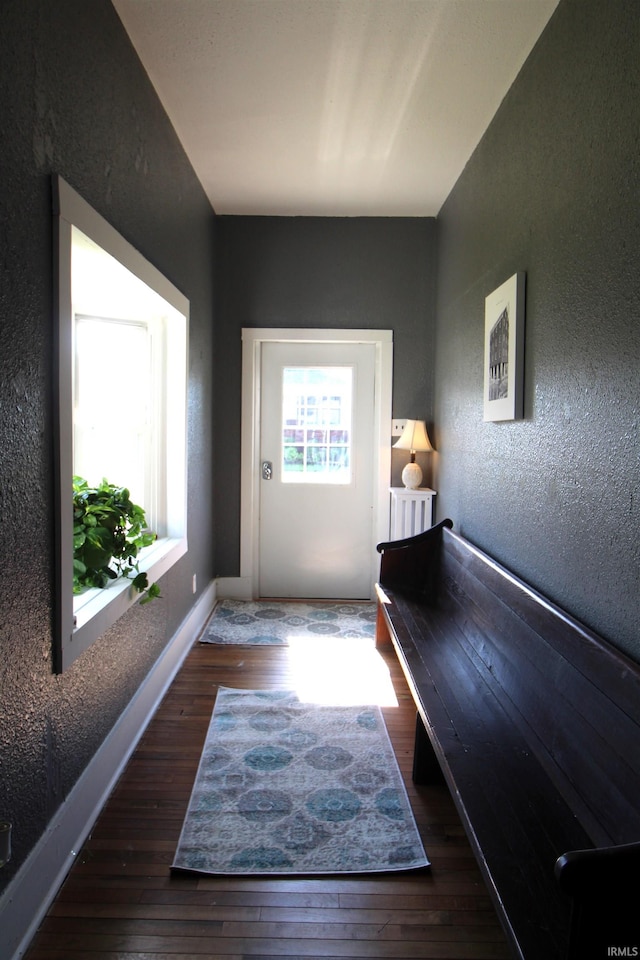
[53,176,188,672]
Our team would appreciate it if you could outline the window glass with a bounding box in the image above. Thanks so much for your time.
[74,316,150,509]
[282,367,352,484]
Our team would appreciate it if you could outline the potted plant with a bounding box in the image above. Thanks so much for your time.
[72,476,161,604]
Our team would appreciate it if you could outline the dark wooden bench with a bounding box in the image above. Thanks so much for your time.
[375,519,640,960]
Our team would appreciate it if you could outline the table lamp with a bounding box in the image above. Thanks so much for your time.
[393,419,433,489]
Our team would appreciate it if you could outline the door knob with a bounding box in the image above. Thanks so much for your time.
[261,460,273,480]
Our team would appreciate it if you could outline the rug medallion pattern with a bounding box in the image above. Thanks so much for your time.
[199,600,377,645]
[172,687,429,876]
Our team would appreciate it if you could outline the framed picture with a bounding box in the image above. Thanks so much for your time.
[483,272,525,421]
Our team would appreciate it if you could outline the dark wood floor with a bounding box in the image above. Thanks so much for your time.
[24,635,510,959]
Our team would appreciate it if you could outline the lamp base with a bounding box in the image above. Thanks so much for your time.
[401,461,423,489]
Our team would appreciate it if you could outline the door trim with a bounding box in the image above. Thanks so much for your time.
[239,328,393,600]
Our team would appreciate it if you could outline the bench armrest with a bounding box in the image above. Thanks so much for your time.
[555,842,640,958]
[555,840,640,897]
[376,518,453,599]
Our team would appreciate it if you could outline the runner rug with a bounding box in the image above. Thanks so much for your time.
[172,687,429,876]
[199,599,377,645]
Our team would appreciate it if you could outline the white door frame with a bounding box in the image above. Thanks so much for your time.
[231,328,393,600]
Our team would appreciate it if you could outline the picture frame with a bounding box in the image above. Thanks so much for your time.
[483,271,525,421]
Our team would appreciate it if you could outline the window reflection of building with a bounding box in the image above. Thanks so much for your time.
[282,368,352,482]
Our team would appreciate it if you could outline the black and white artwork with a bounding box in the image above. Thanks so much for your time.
[483,272,525,421]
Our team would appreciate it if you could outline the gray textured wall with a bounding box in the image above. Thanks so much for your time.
[0,0,215,891]
[434,0,639,658]
[213,216,437,575]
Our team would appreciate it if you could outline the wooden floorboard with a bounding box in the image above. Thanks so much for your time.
[24,638,510,960]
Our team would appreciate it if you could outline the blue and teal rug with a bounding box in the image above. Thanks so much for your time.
[200,599,377,645]
[172,687,429,876]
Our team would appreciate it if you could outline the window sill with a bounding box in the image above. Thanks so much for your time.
[70,536,187,661]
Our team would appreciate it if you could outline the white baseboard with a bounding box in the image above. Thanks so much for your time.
[214,576,253,600]
[0,580,217,960]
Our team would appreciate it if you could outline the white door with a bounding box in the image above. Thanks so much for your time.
[258,340,376,599]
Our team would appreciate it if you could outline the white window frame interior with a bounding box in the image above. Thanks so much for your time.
[239,328,393,600]
[53,176,188,672]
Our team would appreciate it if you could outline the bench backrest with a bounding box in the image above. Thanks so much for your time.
[437,527,640,848]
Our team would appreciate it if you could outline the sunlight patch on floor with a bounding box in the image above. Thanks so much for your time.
[286,635,398,707]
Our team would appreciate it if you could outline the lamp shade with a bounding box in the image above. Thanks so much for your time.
[393,420,434,453]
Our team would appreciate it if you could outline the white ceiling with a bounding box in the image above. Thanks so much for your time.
[113,0,559,217]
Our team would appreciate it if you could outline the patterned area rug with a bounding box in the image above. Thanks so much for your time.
[172,687,429,876]
[199,599,377,645]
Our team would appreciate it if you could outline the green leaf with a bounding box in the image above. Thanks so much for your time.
[139,581,161,605]
[131,572,149,593]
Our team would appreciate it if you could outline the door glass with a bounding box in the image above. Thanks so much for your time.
[282,366,352,484]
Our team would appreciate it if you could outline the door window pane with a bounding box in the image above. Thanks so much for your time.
[282,367,352,483]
